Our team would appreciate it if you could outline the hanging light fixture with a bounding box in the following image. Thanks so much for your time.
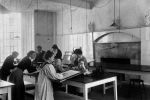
[110,0,118,27]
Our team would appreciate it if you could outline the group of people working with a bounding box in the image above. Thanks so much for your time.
[0,44,90,100]
[0,50,37,100]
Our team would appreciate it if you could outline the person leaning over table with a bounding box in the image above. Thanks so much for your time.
[9,50,37,100]
[0,51,19,81]
[34,50,64,100]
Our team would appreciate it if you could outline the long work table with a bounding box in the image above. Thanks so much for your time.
[63,73,118,100]
[0,80,14,100]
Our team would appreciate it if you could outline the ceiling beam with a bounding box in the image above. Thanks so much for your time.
[45,0,93,9]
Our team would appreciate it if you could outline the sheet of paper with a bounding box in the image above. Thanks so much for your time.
[61,70,80,79]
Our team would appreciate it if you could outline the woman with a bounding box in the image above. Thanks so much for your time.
[52,44,64,72]
[51,44,62,60]
[72,49,91,75]
[35,50,64,100]
[34,45,45,63]
[74,49,88,68]
[9,50,37,100]
[0,51,19,80]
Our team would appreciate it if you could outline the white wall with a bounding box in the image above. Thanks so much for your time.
[141,27,150,84]
[56,0,150,54]
[57,0,150,34]
[55,0,150,84]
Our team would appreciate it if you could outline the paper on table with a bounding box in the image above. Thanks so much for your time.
[60,70,81,81]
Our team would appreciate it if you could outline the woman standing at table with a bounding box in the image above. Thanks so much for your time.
[51,44,62,60]
[34,50,64,100]
[9,50,37,100]
[0,51,19,81]
[51,44,65,73]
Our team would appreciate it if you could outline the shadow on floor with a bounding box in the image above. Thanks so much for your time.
[24,83,149,100]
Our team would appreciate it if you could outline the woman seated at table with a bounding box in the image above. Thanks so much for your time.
[71,49,91,75]
[34,50,64,100]
[78,59,91,75]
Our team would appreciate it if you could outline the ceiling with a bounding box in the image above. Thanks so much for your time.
[0,0,97,12]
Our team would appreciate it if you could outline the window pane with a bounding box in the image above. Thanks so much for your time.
[0,13,21,65]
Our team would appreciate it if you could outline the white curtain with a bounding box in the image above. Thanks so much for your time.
[21,11,35,57]
[0,13,22,64]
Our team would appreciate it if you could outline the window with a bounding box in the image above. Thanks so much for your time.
[0,13,21,65]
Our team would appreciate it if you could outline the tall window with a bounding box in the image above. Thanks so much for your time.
[0,13,21,65]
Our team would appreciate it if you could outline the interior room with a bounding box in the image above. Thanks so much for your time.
[0,0,150,100]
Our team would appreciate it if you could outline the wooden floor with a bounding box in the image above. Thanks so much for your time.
[24,83,150,100]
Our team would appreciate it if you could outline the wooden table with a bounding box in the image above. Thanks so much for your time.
[0,80,14,100]
[63,73,118,100]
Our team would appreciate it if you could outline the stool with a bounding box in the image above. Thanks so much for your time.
[129,79,146,100]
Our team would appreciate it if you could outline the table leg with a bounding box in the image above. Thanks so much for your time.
[83,86,88,100]
[8,87,12,100]
[65,84,68,93]
[103,84,106,94]
[113,78,118,100]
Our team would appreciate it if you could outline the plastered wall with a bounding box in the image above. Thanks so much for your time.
[56,0,150,84]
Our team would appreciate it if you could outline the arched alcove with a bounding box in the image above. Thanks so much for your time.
[94,31,141,64]
[94,31,140,43]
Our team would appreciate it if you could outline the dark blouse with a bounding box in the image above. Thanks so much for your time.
[17,56,36,73]
[35,50,45,63]
[55,49,62,59]
[74,56,88,68]
[0,55,15,80]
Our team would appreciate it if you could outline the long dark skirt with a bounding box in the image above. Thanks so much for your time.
[0,69,8,81]
[9,68,25,100]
